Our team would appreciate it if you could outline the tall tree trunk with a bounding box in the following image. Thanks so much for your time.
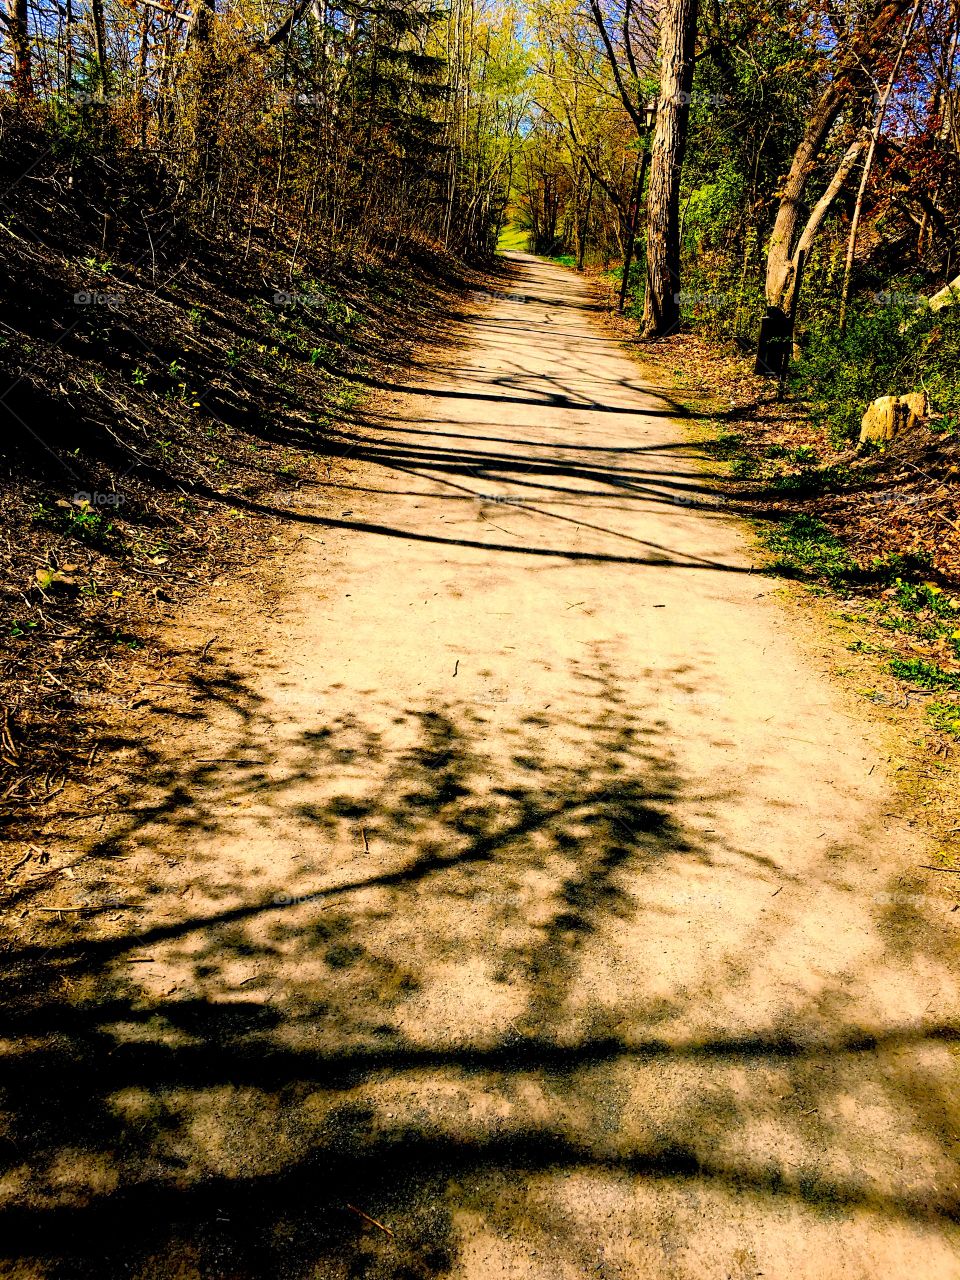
[183,0,217,211]
[135,8,151,145]
[764,0,912,311]
[755,136,867,374]
[7,0,32,97]
[64,0,73,94]
[641,0,698,337]
[90,0,109,93]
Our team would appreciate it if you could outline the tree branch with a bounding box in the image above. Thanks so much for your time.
[588,0,645,133]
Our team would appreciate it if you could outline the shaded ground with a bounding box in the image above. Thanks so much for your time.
[0,113,489,828]
[2,253,959,1279]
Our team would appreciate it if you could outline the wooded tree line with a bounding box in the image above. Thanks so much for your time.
[2,0,958,386]
[0,0,528,262]
[515,0,960,364]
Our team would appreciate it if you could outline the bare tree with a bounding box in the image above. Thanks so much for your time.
[764,0,915,314]
[838,0,923,331]
[752,0,917,373]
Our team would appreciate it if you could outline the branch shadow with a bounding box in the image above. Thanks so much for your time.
[2,658,959,1276]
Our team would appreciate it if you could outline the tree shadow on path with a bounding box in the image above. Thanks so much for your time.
[2,661,959,1277]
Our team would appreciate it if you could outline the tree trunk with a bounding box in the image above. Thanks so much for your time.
[183,0,217,210]
[756,136,866,373]
[641,0,698,337]
[64,0,73,95]
[7,0,32,97]
[578,173,594,270]
[764,0,913,311]
[90,0,109,93]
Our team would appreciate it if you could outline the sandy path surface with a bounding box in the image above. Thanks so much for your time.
[4,252,960,1278]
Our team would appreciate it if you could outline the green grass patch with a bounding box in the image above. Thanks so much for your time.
[705,430,745,459]
[892,579,959,618]
[497,225,530,253]
[888,657,960,691]
[873,584,960,657]
[30,498,122,552]
[927,701,960,737]
[730,456,760,479]
[760,514,856,583]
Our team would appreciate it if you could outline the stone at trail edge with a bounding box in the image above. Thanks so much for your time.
[859,390,928,446]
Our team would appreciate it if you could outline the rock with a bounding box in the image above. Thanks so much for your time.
[859,391,928,446]
[859,396,899,445]
[929,274,960,312]
[899,390,928,425]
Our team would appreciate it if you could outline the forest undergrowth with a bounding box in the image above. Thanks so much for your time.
[0,113,495,852]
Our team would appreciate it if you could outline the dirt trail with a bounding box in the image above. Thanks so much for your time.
[5,252,960,1278]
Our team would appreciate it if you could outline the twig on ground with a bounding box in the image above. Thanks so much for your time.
[346,1204,394,1237]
